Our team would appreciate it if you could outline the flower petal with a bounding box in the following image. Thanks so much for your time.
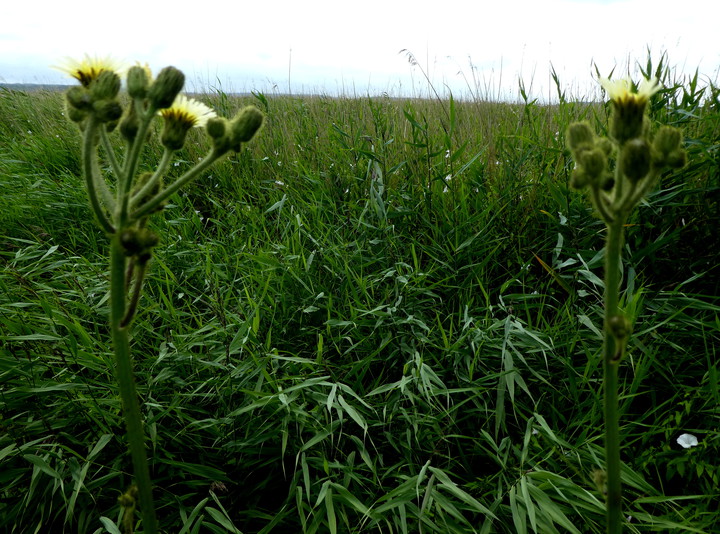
[676,433,699,448]
[159,95,217,128]
[54,54,126,87]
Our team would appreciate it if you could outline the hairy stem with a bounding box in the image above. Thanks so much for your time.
[82,117,115,234]
[131,150,221,220]
[109,234,158,534]
[603,218,625,534]
[130,148,174,210]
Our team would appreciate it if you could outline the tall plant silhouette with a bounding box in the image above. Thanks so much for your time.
[59,55,264,533]
[566,76,686,533]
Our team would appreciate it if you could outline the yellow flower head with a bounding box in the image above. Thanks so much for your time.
[159,95,216,129]
[599,76,662,106]
[599,76,661,143]
[55,54,126,87]
[159,95,217,150]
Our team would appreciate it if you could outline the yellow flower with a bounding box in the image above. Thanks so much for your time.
[599,76,662,106]
[599,76,661,143]
[55,54,126,87]
[159,95,216,129]
[159,95,217,150]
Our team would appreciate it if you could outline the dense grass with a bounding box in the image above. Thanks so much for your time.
[1,55,719,533]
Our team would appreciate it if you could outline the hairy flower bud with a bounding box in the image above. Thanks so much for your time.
[127,65,150,99]
[566,122,595,152]
[205,116,227,140]
[93,99,123,123]
[578,148,607,180]
[621,138,651,182]
[90,70,121,101]
[120,227,160,258]
[596,137,613,157]
[653,126,682,157]
[66,86,93,111]
[205,117,233,155]
[666,150,688,169]
[610,102,646,144]
[160,120,191,151]
[229,106,265,149]
[570,167,589,190]
[66,104,87,124]
[147,66,185,110]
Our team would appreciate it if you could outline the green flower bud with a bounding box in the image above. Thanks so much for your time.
[666,149,688,169]
[93,99,123,123]
[66,86,93,111]
[204,117,233,155]
[90,70,121,101]
[566,122,595,152]
[653,126,682,157]
[229,106,265,149]
[205,116,227,140]
[610,99,646,144]
[570,167,589,190]
[160,119,191,151]
[127,65,150,99]
[621,138,651,182]
[120,227,160,258]
[147,66,185,110]
[596,137,614,157]
[66,104,87,124]
[578,148,607,180]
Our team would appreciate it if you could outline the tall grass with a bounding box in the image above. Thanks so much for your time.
[1,54,719,533]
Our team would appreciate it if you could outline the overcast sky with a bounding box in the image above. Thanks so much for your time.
[2,0,717,101]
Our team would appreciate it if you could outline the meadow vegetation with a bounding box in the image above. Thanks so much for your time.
[1,55,719,532]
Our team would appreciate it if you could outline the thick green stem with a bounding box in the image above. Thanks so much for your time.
[603,219,625,534]
[110,235,158,534]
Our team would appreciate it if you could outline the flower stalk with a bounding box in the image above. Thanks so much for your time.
[60,55,264,533]
[567,76,686,533]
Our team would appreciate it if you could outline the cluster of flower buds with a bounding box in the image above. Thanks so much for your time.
[58,54,264,154]
[57,54,266,237]
[205,106,266,156]
[64,68,123,125]
[566,77,687,223]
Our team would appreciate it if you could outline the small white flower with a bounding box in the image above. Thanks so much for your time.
[676,433,699,448]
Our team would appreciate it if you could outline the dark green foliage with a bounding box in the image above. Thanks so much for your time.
[1,58,719,532]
